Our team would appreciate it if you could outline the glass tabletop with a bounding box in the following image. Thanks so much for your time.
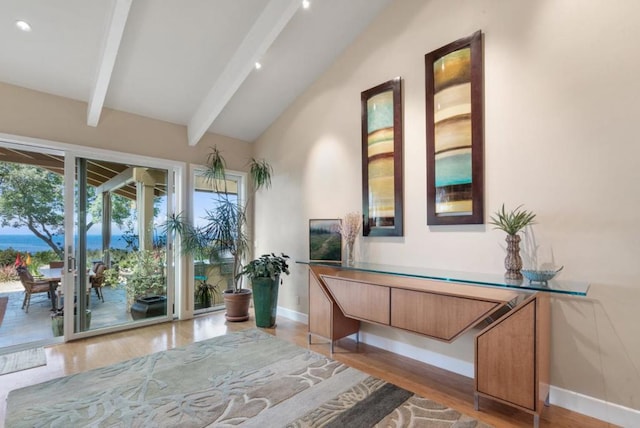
[37,267,63,279]
[297,260,589,296]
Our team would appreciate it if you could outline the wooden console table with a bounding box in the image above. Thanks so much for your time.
[301,261,589,428]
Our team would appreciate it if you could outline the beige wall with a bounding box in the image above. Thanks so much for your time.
[0,82,252,169]
[0,82,253,320]
[253,0,640,411]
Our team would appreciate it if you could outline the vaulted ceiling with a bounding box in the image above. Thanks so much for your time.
[0,0,391,144]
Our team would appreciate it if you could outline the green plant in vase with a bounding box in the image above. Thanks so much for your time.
[489,204,536,280]
[240,253,290,328]
[195,280,220,309]
[114,249,166,309]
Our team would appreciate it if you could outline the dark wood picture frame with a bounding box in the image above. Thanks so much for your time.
[361,77,403,236]
[425,31,484,225]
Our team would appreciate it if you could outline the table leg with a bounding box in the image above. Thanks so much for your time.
[48,281,59,310]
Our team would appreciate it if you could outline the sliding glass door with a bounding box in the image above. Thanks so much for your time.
[63,154,174,338]
[0,137,181,350]
[0,142,67,351]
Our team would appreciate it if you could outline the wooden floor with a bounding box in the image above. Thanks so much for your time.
[0,312,614,427]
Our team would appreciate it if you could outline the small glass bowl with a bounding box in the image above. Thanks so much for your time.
[521,266,563,285]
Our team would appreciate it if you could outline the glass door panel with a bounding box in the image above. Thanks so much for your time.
[0,142,66,351]
[0,140,179,347]
[68,156,171,337]
[192,170,242,313]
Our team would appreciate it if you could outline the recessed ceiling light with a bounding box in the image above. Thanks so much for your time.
[15,20,32,32]
[302,0,310,9]
[255,62,262,70]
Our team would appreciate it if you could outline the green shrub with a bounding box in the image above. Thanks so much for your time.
[0,248,20,267]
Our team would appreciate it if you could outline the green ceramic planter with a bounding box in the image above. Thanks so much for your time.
[252,276,279,328]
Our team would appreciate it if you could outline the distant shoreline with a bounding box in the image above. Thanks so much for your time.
[0,234,129,253]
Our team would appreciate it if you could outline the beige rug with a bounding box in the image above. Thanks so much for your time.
[6,329,490,427]
[0,348,46,376]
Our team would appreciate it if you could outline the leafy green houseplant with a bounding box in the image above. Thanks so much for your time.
[240,253,290,282]
[240,253,290,328]
[195,280,220,309]
[104,249,166,310]
[164,146,273,321]
[489,204,536,280]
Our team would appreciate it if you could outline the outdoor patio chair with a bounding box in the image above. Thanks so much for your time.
[90,264,107,302]
[17,267,53,313]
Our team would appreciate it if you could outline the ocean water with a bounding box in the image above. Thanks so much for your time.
[0,234,129,253]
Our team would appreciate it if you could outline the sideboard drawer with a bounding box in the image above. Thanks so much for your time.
[390,288,502,341]
[322,276,390,325]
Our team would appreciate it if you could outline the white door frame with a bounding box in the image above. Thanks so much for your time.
[1,132,186,341]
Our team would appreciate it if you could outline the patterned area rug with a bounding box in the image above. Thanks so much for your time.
[6,329,490,427]
[0,348,46,376]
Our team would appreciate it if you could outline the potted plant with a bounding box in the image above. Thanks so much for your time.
[124,250,166,308]
[489,204,536,280]
[50,306,92,337]
[103,249,166,317]
[240,253,290,327]
[165,146,273,321]
[195,280,220,309]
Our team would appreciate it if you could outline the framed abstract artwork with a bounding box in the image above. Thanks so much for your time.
[361,77,403,236]
[425,31,484,225]
[309,219,342,262]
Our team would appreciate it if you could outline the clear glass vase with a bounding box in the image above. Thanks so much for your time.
[343,240,355,266]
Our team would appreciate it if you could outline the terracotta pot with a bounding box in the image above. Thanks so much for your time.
[223,289,252,322]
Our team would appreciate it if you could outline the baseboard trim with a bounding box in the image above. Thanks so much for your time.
[277,311,640,426]
[358,330,475,378]
[277,306,308,324]
[550,385,640,427]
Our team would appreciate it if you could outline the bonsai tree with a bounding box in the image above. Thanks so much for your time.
[165,146,273,294]
[489,204,536,280]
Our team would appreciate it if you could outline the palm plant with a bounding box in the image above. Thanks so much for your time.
[195,280,219,307]
[164,146,272,293]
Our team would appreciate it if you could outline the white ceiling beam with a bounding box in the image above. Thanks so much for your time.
[187,0,300,146]
[95,167,134,193]
[87,0,133,127]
